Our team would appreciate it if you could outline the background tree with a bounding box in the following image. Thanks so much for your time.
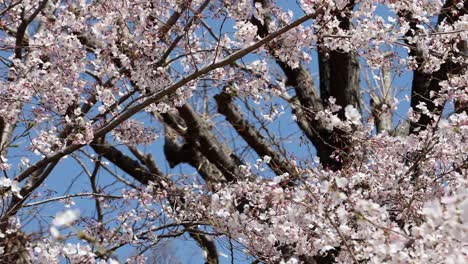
[0,0,466,263]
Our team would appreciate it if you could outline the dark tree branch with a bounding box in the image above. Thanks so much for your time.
[14,0,48,59]
[163,123,225,185]
[91,140,219,264]
[214,91,298,178]
[408,0,467,134]
[91,141,160,185]
[0,161,58,239]
[0,0,49,156]
[189,228,219,264]
[176,104,244,182]
[250,0,355,170]
[370,62,394,134]
[317,1,361,112]
[128,145,163,176]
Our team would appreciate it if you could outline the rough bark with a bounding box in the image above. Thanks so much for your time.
[318,1,361,112]
[91,142,220,264]
[163,123,226,185]
[215,91,298,178]
[91,141,161,185]
[176,104,244,182]
[408,0,467,134]
[371,63,394,134]
[318,50,361,113]
[250,0,360,170]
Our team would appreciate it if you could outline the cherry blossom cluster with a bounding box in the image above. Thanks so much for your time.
[0,0,466,263]
[112,119,158,145]
[175,105,467,263]
[9,182,176,263]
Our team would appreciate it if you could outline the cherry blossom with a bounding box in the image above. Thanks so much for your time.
[0,0,466,263]
[52,209,80,227]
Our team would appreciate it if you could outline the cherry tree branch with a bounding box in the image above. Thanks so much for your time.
[14,9,321,183]
[22,193,121,208]
[214,91,298,178]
